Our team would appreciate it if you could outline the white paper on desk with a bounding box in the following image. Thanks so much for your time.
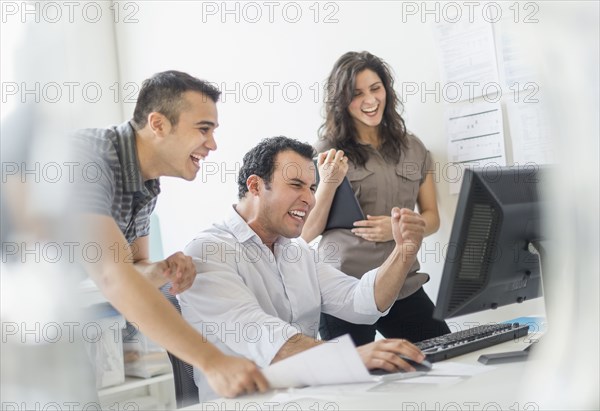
[427,361,495,377]
[262,335,372,389]
[398,375,463,385]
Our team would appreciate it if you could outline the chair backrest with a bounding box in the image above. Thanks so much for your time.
[152,215,199,407]
[161,285,199,408]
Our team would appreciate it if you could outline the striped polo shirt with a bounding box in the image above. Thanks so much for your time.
[73,121,160,244]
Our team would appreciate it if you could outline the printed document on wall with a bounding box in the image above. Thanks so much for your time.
[506,98,555,165]
[495,15,539,92]
[446,101,507,194]
[433,19,499,102]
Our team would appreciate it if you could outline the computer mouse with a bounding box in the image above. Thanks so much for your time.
[369,355,433,375]
[398,355,433,372]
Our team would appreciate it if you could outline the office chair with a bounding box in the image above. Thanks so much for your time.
[161,285,200,408]
[151,216,199,407]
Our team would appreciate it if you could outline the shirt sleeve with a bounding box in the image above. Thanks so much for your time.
[71,134,115,217]
[316,257,391,324]
[179,236,302,368]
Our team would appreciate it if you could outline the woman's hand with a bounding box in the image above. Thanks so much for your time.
[301,149,349,243]
[352,215,393,242]
[317,149,348,188]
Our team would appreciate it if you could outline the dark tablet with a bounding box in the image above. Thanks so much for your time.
[325,176,365,230]
[313,159,365,230]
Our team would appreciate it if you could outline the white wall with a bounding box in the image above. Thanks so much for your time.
[111,3,598,334]
[114,1,452,299]
[115,2,598,407]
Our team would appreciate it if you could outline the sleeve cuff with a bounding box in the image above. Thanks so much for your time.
[247,320,304,367]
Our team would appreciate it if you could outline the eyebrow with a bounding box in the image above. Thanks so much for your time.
[194,120,218,127]
[355,81,383,91]
[289,177,316,190]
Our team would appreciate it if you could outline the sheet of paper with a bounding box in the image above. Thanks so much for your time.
[397,375,463,385]
[427,361,496,377]
[262,335,373,389]
[446,101,507,194]
[367,375,463,391]
[290,382,380,395]
[505,316,547,343]
[367,361,494,390]
[433,19,499,101]
[506,98,555,165]
[505,316,547,333]
[495,18,539,91]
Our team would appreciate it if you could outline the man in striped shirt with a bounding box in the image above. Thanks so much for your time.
[74,71,268,398]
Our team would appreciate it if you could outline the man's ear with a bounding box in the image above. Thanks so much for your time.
[147,112,171,137]
[246,175,261,196]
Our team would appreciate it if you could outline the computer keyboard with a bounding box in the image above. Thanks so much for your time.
[415,322,530,362]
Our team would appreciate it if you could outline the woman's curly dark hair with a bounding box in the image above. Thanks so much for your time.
[318,51,408,167]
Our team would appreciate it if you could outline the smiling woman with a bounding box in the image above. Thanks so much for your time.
[347,69,388,140]
[302,51,450,347]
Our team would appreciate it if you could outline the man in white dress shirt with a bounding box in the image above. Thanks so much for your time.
[180,137,427,400]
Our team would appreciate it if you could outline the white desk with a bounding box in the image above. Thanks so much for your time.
[184,300,553,410]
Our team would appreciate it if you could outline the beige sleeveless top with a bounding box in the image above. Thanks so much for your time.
[314,133,433,300]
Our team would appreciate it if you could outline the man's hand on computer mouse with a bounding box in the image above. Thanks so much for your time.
[203,354,269,398]
[356,338,426,373]
[391,207,425,260]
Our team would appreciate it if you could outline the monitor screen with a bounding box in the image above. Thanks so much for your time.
[433,166,546,320]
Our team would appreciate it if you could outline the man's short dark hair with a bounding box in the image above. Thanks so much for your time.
[132,70,221,129]
[238,136,316,199]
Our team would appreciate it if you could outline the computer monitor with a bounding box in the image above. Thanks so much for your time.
[433,166,547,320]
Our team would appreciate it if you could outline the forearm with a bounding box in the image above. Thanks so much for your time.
[373,246,416,311]
[92,265,221,371]
[420,210,440,237]
[301,185,337,243]
[133,259,168,288]
[79,215,223,373]
[270,333,323,364]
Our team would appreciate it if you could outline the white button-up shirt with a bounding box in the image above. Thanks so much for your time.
[179,207,389,401]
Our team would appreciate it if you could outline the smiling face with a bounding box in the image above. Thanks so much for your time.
[348,69,387,135]
[161,91,219,181]
[252,150,317,243]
